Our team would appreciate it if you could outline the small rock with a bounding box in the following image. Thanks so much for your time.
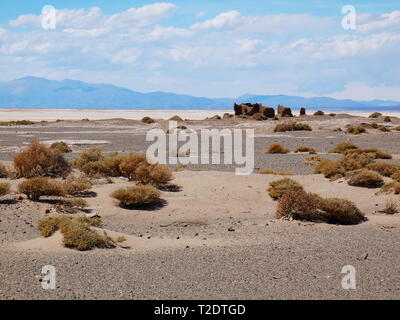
[228,228,235,232]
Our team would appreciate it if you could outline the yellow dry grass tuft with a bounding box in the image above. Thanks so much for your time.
[267,178,304,200]
[111,185,161,207]
[0,182,11,197]
[18,177,65,201]
[267,143,289,154]
[347,169,384,188]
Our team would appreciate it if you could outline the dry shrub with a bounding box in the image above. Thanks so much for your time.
[384,116,391,122]
[111,185,161,207]
[294,146,316,154]
[346,126,366,134]
[369,112,382,118]
[53,198,88,214]
[18,177,65,201]
[381,181,400,194]
[379,126,391,132]
[119,153,147,180]
[313,110,324,116]
[72,150,124,177]
[267,143,289,154]
[277,189,365,224]
[14,140,71,178]
[63,176,92,196]
[394,126,400,131]
[259,169,293,175]
[169,115,184,121]
[329,142,358,154]
[304,155,321,166]
[347,169,384,188]
[314,159,344,179]
[141,116,155,124]
[268,178,304,200]
[366,161,400,177]
[0,182,11,197]
[135,163,172,185]
[250,113,266,121]
[339,152,375,171]
[50,141,72,153]
[0,120,35,126]
[318,198,365,225]
[37,215,114,251]
[0,162,8,178]
[391,172,400,182]
[380,198,399,215]
[345,148,392,159]
[274,121,312,132]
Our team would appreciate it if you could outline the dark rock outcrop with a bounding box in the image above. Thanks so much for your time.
[300,107,306,116]
[234,103,275,118]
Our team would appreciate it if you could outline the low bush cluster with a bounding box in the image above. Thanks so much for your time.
[37,216,115,251]
[267,144,289,154]
[294,146,316,154]
[111,185,161,207]
[18,177,65,201]
[0,182,11,197]
[274,121,312,132]
[346,126,366,135]
[267,178,304,200]
[276,188,365,225]
[347,169,384,188]
[14,140,71,178]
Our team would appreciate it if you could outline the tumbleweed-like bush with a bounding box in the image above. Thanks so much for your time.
[141,116,155,124]
[37,215,114,251]
[111,185,161,207]
[346,126,366,135]
[276,189,365,225]
[50,141,72,153]
[134,163,173,185]
[14,140,71,178]
[0,182,11,197]
[314,159,344,179]
[267,143,289,154]
[274,121,312,132]
[347,169,384,188]
[344,148,392,160]
[294,146,316,154]
[268,178,304,200]
[18,177,65,201]
[368,112,382,119]
[119,153,147,181]
[329,142,358,154]
[366,161,400,177]
[63,176,92,196]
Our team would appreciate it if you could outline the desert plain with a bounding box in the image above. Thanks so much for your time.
[0,108,400,300]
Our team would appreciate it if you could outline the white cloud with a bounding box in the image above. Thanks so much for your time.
[111,48,142,64]
[191,11,243,30]
[358,10,400,33]
[196,10,207,19]
[330,82,400,101]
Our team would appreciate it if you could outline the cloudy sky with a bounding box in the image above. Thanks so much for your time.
[1,0,400,100]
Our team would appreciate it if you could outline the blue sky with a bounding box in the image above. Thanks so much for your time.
[1,1,400,99]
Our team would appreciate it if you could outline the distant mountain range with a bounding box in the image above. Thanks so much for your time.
[0,76,399,110]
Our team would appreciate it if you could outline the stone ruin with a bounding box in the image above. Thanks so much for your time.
[277,104,293,117]
[234,103,275,118]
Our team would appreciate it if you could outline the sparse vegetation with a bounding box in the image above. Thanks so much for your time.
[384,116,391,122]
[313,110,324,116]
[274,121,312,132]
[141,116,155,124]
[37,216,115,251]
[366,161,400,177]
[18,177,65,201]
[391,172,400,182]
[50,141,72,153]
[134,163,173,185]
[339,152,375,171]
[344,148,392,160]
[380,198,399,215]
[119,153,147,180]
[314,159,344,179]
[346,125,366,135]
[294,146,316,154]
[368,112,382,119]
[0,162,8,178]
[381,181,400,194]
[347,169,384,188]
[276,188,365,225]
[329,142,358,154]
[63,176,92,196]
[0,120,35,126]
[268,178,304,200]
[250,113,266,121]
[0,182,11,197]
[394,126,400,131]
[111,185,161,207]
[14,140,71,178]
[259,169,293,175]
[267,143,289,154]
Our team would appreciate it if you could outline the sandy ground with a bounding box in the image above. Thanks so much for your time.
[0,111,400,299]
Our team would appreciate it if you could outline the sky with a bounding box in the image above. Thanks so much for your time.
[0,1,400,100]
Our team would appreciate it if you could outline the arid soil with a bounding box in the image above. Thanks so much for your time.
[0,111,399,299]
